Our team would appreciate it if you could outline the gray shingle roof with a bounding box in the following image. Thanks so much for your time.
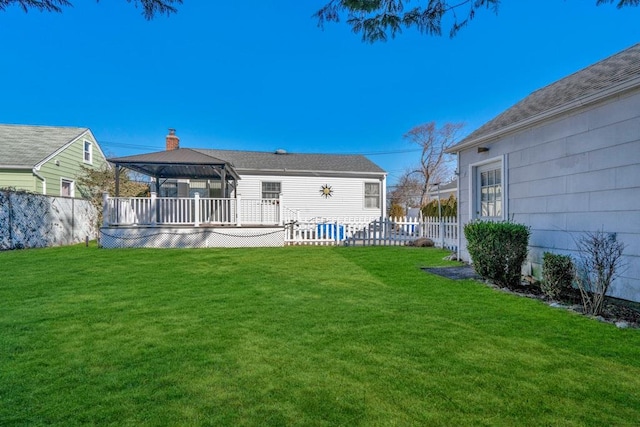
[0,124,89,168]
[452,43,640,149]
[192,148,386,175]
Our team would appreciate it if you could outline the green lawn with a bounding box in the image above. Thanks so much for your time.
[1,245,640,426]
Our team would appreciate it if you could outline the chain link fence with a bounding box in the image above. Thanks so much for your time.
[0,189,98,250]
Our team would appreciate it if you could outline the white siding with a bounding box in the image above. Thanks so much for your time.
[236,173,386,219]
[457,89,640,302]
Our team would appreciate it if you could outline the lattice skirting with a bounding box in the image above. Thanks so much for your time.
[100,226,285,248]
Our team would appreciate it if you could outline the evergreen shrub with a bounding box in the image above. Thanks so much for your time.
[464,220,530,289]
[541,252,574,300]
[422,195,457,218]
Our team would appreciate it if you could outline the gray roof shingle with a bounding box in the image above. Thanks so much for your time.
[452,43,640,149]
[192,148,386,175]
[0,124,89,168]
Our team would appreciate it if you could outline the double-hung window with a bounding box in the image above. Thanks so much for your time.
[83,140,93,164]
[261,182,281,200]
[364,182,380,209]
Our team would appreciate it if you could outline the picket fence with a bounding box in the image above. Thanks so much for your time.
[284,216,458,250]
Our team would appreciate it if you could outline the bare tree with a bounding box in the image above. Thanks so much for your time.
[388,170,423,213]
[403,121,463,207]
[77,163,149,226]
[574,230,626,316]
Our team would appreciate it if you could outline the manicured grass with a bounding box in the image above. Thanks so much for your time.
[1,245,640,426]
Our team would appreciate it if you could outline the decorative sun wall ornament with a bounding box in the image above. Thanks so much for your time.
[320,184,333,198]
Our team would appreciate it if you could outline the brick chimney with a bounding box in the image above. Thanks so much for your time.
[166,128,180,151]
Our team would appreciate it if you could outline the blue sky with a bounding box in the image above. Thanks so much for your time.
[1,1,639,185]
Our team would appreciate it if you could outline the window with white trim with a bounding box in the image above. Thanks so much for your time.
[364,182,380,209]
[83,140,93,164]
[261,182,281,199]
[475,161,502,219]
[61,179,75,198]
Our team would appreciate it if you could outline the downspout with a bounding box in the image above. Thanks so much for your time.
[32,167,46,194]
[455,151,461,261]
[381,175,387,217]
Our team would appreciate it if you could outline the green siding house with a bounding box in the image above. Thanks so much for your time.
[0,124,108,197]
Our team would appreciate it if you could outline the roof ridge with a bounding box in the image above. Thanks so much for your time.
[195,147,369,158]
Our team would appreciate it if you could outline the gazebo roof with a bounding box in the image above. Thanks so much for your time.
[108,148,240,181]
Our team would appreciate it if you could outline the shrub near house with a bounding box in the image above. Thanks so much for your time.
[464,220,530,289]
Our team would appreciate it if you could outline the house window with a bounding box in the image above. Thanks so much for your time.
[61,179,75,197]
[189,180,207,198]
[474,160,503,220]
[364,182,380,209]
[262,182,281,199]
[83,140,93,164]
[158,180,177,197]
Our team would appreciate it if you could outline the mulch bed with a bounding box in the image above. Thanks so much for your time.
[422,264,640,327]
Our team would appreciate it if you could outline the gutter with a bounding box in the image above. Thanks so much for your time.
[448,76,640,153]
[236,168,387,178]
[0,164,31,170]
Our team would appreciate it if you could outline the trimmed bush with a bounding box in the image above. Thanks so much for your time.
[541,252,574,300]
[464,220,530,289]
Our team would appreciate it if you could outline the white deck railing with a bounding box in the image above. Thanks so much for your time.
[102,193,282,227]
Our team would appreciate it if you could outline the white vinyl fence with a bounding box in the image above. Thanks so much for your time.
[103,194,282,227]
[285,216,458,250]
[0,189,97,250]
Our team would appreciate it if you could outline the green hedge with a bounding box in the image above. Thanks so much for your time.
[422,195,457,218]
[541,252,574,300]
[464,220,530,289]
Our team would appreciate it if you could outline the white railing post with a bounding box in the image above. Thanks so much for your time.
[150,192,157,226]
[102,192,109,227]
[278,194,284,226]
[236,195,242,227]
[194,193,200,227]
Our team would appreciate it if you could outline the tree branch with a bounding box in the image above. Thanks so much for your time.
[0,0,182,19]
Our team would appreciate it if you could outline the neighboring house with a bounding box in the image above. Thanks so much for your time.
[447,43,640,302]
[0,124,108,197]
[110,130,387,220]
[428,180,457,201]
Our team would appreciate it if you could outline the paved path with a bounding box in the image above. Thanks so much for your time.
[422,265,480,280]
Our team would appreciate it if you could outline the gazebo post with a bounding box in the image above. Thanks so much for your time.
[221,167,227,198]
[115,165,121,197]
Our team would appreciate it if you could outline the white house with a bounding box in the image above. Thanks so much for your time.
[447,43,640,302]
[189,147,387,221]
[101,130,387,248]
